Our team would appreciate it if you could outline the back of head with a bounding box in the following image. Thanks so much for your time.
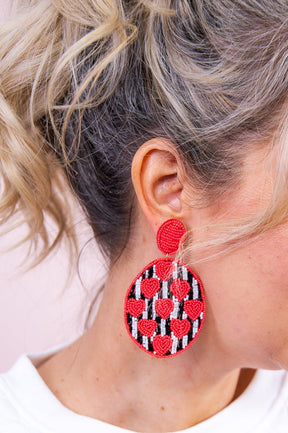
[1,0,288,262]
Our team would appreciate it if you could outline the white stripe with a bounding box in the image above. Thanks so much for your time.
[135,276,142,299]
[132,317,138,339]
[143,336,148,350]
[161,319,166,336]
[192,321,199,338]
[182,335,188,349]
[142,299,148,319]
[171,334,178,354]
[192,277,199,299]
[171,296,179,318]
[182,285,189,349]
[182,303,188,349]
[182,265,188,280]
[173,261,178,279]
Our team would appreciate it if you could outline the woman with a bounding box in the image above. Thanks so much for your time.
[1,0,288,431]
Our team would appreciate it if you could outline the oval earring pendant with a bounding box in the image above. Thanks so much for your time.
[124,219,206,358]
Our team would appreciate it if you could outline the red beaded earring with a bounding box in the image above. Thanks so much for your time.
[124,219,206,358]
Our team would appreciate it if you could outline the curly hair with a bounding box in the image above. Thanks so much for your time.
[1,0,288,264]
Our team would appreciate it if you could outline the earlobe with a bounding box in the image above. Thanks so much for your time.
[131,139,186,230]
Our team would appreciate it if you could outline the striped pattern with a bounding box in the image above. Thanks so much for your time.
[125,258,205,358]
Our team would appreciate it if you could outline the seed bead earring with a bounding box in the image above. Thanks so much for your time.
[124,219,206,358]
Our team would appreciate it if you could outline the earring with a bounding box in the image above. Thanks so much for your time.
[124,219,206,358]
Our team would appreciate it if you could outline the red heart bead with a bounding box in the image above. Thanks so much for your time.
[152,335,172,356]
[184,300,203,321]
[171,279,190,301]
[127,298,145,317]
[155,299,174,319]
[141,278,160,298]
[155,260,173,281]
[171,319,191,339]
[138,319,157,337]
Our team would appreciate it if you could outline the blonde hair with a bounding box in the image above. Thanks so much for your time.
[1,0,288,263]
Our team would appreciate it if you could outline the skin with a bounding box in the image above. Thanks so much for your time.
[37,139,288,432]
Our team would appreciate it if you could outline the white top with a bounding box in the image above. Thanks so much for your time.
[0,345,288,432]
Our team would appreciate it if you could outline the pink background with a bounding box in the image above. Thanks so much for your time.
[0,1,105,372]
[0,215,106,372]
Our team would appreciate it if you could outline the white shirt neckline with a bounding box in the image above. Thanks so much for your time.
[1,345,288,433]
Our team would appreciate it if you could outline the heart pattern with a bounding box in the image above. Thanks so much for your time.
[152,335,173,356]
[171,279,190,301]
[125,258,205,358]
[184,300,203,321]
[155,260,173,281]
[155,298,174,319]
[138,319,157,337]
[171,319,191,339]
[141,278,160,298]
[127,298,145,317]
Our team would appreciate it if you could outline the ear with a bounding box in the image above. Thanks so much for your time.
[131,139,188,235]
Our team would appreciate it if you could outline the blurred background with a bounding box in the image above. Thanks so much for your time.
[0,0,106,372]
[0,214,106,372]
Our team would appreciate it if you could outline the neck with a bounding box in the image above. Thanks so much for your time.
[38,246,248,432]
[80,315,240,432]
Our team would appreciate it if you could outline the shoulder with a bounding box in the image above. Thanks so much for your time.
[0,355,48,433]
[0,341,75,433]
[1,357,288,433]
[225,369,288,433]
[0,350,114,433]
[0,373,31,432]
[260,369,288,432]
